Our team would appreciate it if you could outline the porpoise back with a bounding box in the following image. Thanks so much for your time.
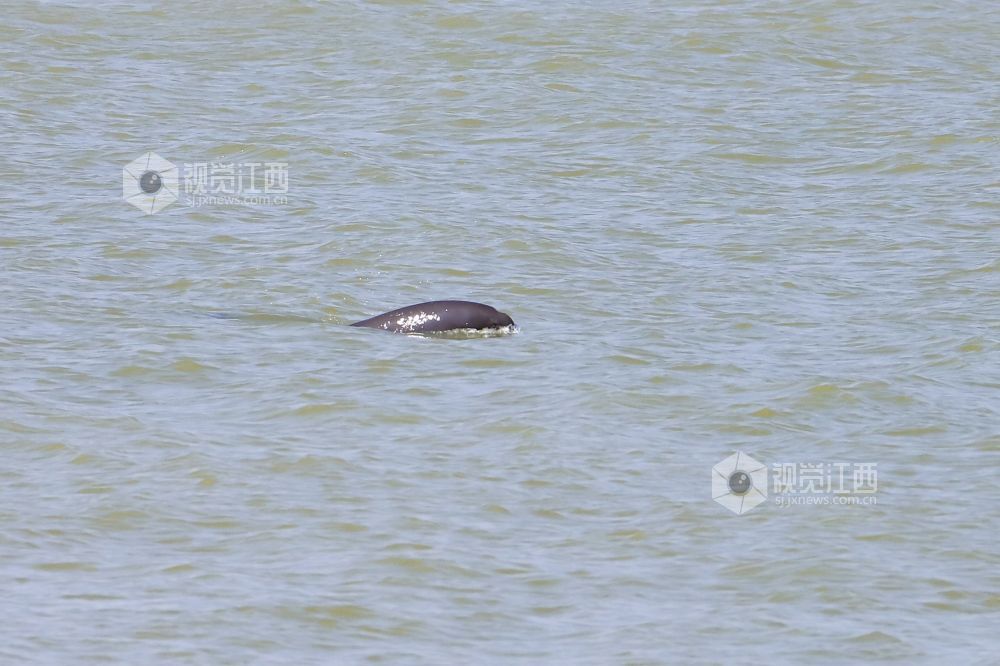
[350,300,515,334]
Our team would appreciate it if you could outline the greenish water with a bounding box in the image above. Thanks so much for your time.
[1,1,997,663]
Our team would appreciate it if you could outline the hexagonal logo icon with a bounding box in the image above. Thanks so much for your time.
[122,151,179,214]
[713,451,768,515]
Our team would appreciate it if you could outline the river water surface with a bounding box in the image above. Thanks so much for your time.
[1,1,997,663]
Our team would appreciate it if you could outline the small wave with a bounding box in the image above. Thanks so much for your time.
[410,325,519,339]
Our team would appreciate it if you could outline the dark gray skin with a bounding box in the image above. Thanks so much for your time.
[350,300,515,334]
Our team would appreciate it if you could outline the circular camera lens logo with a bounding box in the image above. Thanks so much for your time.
[729,470,752,494]
[122,152,178,214]
[139,170,163,194]
[712,452,767,515]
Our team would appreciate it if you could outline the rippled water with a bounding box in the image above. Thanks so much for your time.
[1,1,997,663]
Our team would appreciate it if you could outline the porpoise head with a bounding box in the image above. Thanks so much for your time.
[485,307,515,330]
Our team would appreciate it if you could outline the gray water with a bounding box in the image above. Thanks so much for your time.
[1,1,998,663]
